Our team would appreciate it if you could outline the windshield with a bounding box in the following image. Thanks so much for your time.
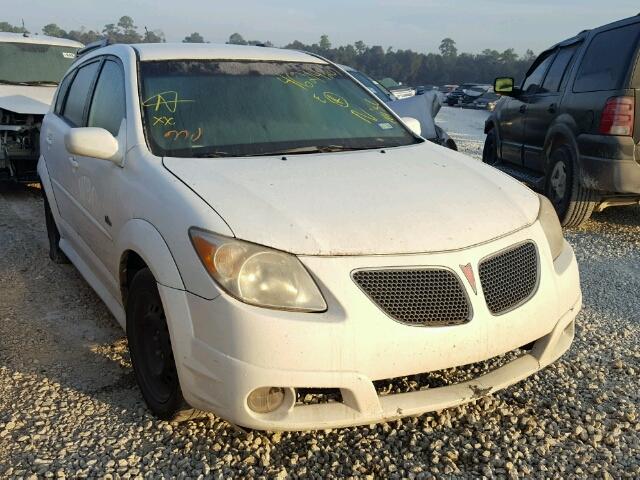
[0,42,78,84]
[347,69,393,102]
[139,60,418,158]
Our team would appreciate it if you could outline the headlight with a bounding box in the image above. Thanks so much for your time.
[537,194,565,260]
[189,228,327,312]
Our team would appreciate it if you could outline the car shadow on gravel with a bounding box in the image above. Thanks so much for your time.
[582,204,640,230]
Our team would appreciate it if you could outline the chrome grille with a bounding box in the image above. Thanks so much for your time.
[352,268,471,326]
[479,242,538,315]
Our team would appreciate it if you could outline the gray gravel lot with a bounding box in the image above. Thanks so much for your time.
[1,107,639,478]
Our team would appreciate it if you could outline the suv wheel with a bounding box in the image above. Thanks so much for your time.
[482,129,499,166]
[43,192,69,264]
[544,145,596,227]
[127,268,206,422]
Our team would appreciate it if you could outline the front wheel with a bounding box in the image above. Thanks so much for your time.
[482,129,499,166]
[544,145,596,227]
[127,268,205,422]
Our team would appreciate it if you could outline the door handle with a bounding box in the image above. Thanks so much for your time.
[69,157,79,170]
[46,133,54,145]
[548,103,557,114]
[519,105,527,114]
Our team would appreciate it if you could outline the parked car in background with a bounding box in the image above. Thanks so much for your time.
[471,91,501,111]
[0,33,82,182]
[484,14,640,227]
[459,85,492,107]
[388,85,416,99]
[439,85,459,94]
[445,83,486,106]
[40,42,580,430]
[340,64,457,150]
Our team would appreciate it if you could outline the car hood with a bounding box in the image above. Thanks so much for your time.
[0,85,56,115]
[163,143,540,256]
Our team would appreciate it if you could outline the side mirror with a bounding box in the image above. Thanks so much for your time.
[65,127,121,164]
[494,77,519,96]
[401,116,422,137]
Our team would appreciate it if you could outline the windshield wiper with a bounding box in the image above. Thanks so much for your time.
[191,151,234,158]
[0,79,58,86]
[249,145,378,156]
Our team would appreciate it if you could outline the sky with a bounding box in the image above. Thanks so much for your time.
[9,0,640,56]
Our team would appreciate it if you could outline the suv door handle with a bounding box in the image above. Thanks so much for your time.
[69,157,79,170]
[519,104,527,114]
[548,103,557,114]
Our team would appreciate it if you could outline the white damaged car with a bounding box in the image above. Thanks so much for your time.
[39,42,582,431]
[0,33,82,182]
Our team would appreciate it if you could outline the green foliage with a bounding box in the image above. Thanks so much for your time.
[0,20,535,86]
[285,35,535,85]
[2,17,163,44]
[0,21,27,34]
[439,38,457,57]
[183,32,205,43]
[227,33,247,45]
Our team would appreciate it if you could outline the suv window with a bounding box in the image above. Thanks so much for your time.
[522,53,554,94]
[62,61,100,126]
[574,23,640,93]
[88,60,126,136]
[541,45,578,93]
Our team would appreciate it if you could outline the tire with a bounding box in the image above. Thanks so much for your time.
[43,191,69,264]
[126,268,206,422]
[544,145,596,228]
[482,129,499,166]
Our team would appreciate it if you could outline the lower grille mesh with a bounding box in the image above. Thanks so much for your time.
[479,242,538,314]
[353,268,471,326]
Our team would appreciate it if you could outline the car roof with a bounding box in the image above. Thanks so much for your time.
[131,43,326,64]
[0,32,83,48]
[547,13,640,51]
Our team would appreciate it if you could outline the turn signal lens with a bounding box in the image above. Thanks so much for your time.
[190,228,327,312]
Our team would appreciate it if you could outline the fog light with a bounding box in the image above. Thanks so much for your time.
[247,387,285,413]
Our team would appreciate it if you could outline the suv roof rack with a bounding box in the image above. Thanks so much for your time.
[77,38,112,56]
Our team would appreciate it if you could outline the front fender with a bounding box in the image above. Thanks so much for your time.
[116,218,184,291]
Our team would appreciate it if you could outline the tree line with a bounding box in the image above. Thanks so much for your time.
[0,17,536,85]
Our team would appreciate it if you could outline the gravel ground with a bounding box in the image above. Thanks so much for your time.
[1,107,639,478]
[436,106,489,157]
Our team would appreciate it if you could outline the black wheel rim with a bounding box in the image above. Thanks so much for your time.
[133,296,178,404]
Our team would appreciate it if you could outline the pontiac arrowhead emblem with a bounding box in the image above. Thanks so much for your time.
[460,263,477,295]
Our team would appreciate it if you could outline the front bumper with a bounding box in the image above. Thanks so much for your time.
[161,224,581,430]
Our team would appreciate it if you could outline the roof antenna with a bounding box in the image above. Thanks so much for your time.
[21,18,28,37]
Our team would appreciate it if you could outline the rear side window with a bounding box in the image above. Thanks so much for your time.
[541,45,578,93]
[88,60,126,136]
[573,23,640,93]
[522,53,554,94]
[62,61,100,126]
[54,72,74,115]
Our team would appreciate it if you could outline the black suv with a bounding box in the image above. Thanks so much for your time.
[484,15,640,227]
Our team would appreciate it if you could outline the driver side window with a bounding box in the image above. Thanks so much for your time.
[522,53,555,94]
